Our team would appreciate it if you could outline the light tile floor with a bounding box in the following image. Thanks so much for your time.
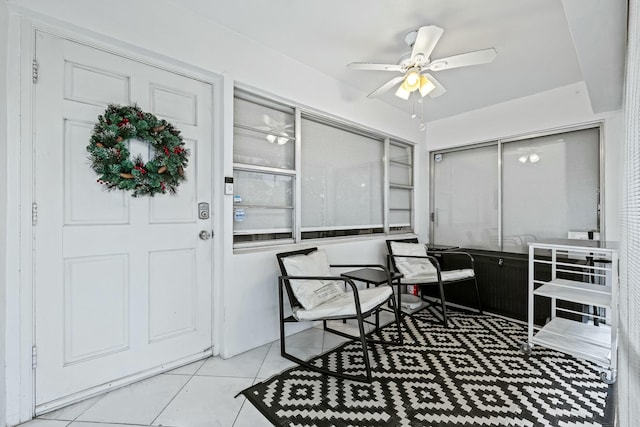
[20,317,389,427]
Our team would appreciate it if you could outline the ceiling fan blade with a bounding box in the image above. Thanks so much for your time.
[421,73,447,98]
[262,114,278,127]
[347,62,404,72]
[428,48,497,71]
[411,25,444,64]
[367,76,405,98]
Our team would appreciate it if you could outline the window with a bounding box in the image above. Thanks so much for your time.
[300,117,384,239]
[389,140,415,233]
[431,126,601,253]
[233,93,295,244]
[233,89,415,247]
[232,170,294,243]
[432,145,499,250]
[502,128,599,251]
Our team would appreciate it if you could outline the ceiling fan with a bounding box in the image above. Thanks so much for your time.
[347,25,497,100]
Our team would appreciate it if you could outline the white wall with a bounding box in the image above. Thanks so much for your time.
[426,81,622,242]
[223,238,392,355]
[0,1,9,425]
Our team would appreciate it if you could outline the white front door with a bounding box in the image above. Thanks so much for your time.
[33,32,214,411]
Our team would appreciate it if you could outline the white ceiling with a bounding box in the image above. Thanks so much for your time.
[173,0,626,121]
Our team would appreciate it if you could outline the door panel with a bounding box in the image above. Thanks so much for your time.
[148,249,197,342]
[64,119,130,224]
[64,255,130,363]
[149,138,198,223]
[64,61,131,106]
[34,32,214,410]
[149,84,198,125]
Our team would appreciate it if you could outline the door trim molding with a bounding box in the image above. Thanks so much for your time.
[8,15,225,425]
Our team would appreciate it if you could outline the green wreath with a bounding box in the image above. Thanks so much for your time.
[87,104,189,197]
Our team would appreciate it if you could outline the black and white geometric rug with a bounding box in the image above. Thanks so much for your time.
[240,307,612,426]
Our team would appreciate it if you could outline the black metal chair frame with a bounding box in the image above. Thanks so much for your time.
[386,238,482,327]
[276,247,404,383]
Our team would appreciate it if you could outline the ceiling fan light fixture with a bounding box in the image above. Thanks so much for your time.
[405,69,421,90]
[266,134,277,144]
[529,153,540,163]
[277,137,289,145]
[395,68,422,99]
[395,83,411,100]
[418,75,436,97]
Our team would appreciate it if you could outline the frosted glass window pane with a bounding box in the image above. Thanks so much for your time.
[232,207,292,231]
[390,188,411,227]
[390,210,411,226]
[234,98,294,134]
[390,188,411,210]
[390,143,412,164]
[233,96,294,169]
[301,119,383,230]
[233,170,293,235]
[390,163,412,186]
[233,170,293,207]
[502,128,599,252]
[234,127,294,169]
[432,145,499,250]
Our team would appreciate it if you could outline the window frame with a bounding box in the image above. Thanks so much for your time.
[233,88,416,249]
[387,139,415,234]
[232,91,297,247]
[231,167,296,245]
[299,113,386,240]
[429,122,605,252]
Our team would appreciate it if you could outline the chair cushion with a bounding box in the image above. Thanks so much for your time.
[400,268,475,284]
[389,241,437,278]
[293,286,393,321]
[281,249,345,310]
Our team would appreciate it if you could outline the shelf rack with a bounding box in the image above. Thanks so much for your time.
[524,239,618,383]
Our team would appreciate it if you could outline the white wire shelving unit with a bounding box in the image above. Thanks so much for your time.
[523,239,619,383]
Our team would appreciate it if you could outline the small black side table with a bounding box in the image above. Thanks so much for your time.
[341,268,403,287]
[427,244,459,252]
[341,268,403,328]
